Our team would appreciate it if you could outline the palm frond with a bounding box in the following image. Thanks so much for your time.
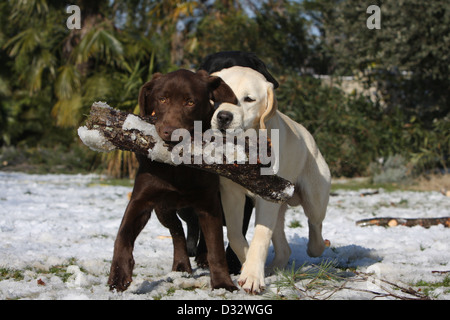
[3,28,41,57]
[54,64,81,100]
[10,0,49,23]
[121,61,144,99]
[82,73,114,102]
[0,76,11,97]
[51,94,83,127]
[72,26,125,67]
[103,149,138,179]
[121,33,154,66]
[27,49,57,93]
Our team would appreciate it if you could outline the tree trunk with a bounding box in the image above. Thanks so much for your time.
[78,102,295,203]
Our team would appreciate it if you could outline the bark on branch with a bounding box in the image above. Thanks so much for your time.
[356,217,450,228]
[78,102,295,203]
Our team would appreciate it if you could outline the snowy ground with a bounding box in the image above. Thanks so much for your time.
[0,172,448,300]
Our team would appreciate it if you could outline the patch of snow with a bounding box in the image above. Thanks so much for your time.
[122,114,155,137]
[92,101,112,109]
[122,114,174,164]
[77,126,115,152]
[0,172,449,300]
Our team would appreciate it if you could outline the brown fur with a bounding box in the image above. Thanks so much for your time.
[108,69,237,292]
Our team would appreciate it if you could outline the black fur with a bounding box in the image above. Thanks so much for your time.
[199,51,279,89]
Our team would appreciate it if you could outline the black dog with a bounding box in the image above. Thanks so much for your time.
[200,51,279,89]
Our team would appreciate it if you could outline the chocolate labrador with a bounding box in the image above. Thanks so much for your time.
[107,69,238,292]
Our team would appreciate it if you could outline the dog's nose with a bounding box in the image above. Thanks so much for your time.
[217,111,233,127]
[161,126,176,141]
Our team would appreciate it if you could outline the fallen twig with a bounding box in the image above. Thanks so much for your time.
[356,217,450,228]
[269,263,432,300]
[431,270,450,274]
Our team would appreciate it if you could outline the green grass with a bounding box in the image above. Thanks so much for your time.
[46,263,87,283]
[267,261,435,300]
[415,275,450,298]
[288,220,302,228]
[331,179,404,192]
[0,268,24,281]
[0,258,86,284]
[267,260,344,300]
[88,177,134,187]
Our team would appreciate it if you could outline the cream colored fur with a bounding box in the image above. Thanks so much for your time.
[211,67,331,294]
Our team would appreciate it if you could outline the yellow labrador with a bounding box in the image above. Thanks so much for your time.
[211,66,331,293]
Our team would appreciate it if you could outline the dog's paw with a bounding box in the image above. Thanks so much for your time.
[211,279,238,292]
[238,267,265,294]
[172,259,193,273]
[108,268,132,292]
[108,257,134,292]
[307,239,329,257]
[210,271,238,292]
[194,252,209,269]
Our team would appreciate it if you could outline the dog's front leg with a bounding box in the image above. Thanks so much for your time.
[155,207,192,273]
[197,200,237,292]
[108,198,152,292]
[239,199,280,294]
[219,179,248,264]
[268,202,291,272]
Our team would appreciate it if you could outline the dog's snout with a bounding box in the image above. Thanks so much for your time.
[161,126,177,141]
[217,111,234,127]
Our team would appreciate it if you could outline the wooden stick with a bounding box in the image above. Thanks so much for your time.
[78,102,295,203]
[356,217,450,228]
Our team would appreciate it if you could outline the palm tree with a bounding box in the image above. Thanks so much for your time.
[2,0,159,176]
[2,0,244,177]
[148,0,199,66]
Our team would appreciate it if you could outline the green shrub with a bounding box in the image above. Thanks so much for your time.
[276,74,449,178]
[0,143,103,174]
[277,75,384,177]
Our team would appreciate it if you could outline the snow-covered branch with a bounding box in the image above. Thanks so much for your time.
[78,102,294,203]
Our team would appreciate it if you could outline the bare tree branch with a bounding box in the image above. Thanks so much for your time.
[78,102,295,203]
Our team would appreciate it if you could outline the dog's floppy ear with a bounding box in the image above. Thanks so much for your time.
[138,72,163,117]
[197,70,238,105]
[260,83,278,129]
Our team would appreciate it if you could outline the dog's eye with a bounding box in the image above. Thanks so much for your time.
[244,96,255,103]
[159,97,167,103]
[186,100,195,106]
